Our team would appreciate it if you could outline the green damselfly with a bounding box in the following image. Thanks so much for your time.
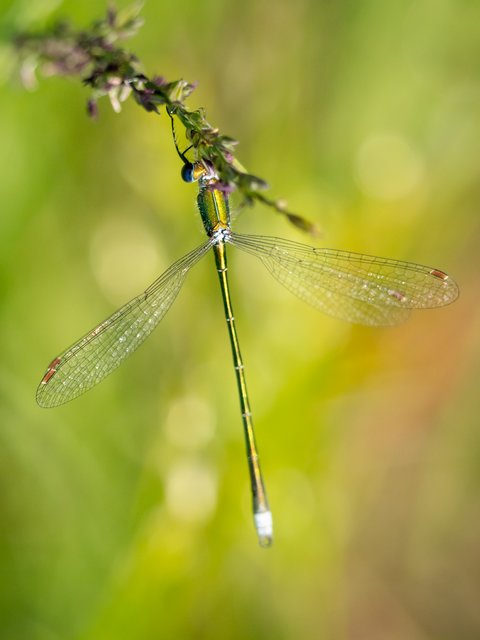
[37,116,459,547]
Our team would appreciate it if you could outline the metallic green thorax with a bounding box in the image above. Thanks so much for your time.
[197,184,231,236]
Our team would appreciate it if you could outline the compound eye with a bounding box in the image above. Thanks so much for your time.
[181,163,196,183]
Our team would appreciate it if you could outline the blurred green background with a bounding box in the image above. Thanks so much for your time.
[1,1,479,638]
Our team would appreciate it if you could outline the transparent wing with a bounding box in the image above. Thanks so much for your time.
[37,240,212,408]
[230,233,458,326]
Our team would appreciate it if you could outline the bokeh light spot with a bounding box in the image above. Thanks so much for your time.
[166,460,217,524]
[165,395,216,449]
[90,216,162,305]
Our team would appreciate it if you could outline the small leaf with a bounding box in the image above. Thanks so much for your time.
[116,1,145,30]
[285,213,321,236]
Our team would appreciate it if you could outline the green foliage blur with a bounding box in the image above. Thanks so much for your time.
[1,1,479,638]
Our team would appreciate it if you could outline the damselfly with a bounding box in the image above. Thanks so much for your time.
[37,118,459,546]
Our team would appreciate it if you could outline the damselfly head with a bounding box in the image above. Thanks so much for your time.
[181,161,206,183]
[180,162,196,182]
